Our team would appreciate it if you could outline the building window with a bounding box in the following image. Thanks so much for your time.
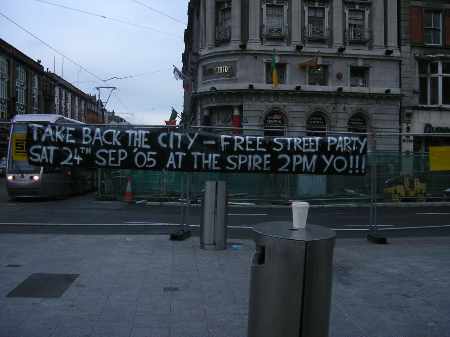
[348,113,367,133]
[60,89,65,116]
[264,109,286,137]
[350,66,369,87]
[308,7,325,38]
[54,87,59,114]
[308,65,328,86]
[208,106,233,126]
[305,3,329,42]
[266,63,287,85]
[0,56,8,119]
[72,95,76,119]
[15,64,26,115]
[262,0,288,41]
[424,11,442,46]
[67,92,72,118]
[306,112,327,136]
[419,60,450,106]
[75,97,79,121]
[267,5,284,35]
[346,8,370,44]
[81,100,85,122]
[31,74,39,113]
[215,0,231,45]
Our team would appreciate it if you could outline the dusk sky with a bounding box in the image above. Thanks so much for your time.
[0,0,189,125]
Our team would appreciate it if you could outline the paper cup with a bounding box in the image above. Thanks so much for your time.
[291,201,309,230]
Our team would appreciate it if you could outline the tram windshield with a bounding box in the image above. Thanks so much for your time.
[7,123,41,174]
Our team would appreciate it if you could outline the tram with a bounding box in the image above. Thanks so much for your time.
[6,114,95,199]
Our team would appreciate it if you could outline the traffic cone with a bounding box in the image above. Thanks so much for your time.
[124,176,134,203]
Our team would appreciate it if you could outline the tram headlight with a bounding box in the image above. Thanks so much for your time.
[32,175,40,182]
[7,175,14,181]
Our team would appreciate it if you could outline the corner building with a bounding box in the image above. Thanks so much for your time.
[399,0,450,154]
[183,0,401,151]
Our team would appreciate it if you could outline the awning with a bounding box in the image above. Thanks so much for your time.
[298,56,322,69]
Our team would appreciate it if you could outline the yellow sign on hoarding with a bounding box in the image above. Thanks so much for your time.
[429,146,450,172]
[12,133,27,161]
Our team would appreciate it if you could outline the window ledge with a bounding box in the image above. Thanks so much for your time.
[344,0,372,3]
[346,39,371,45]
[215,41,231,46]
[306,36,329,43]
[418,104,450,108]
[264,33,287,40]
[414,44,450,50]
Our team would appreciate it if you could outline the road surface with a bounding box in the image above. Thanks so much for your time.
[1,180,450,235]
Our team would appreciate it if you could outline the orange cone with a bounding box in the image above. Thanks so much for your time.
[124,176,134,203]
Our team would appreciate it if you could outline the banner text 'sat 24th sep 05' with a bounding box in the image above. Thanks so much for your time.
[26,124,368,175]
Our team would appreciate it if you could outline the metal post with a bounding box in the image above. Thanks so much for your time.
[169,125,191,241]
[214,181,227,250]
[185,173,192,231]
[369,154,377,231]
[200,180,227,250]
[367,132,387,244]
[179,173,187,227]
[178,173,191,233]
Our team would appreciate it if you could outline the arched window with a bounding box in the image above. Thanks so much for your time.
[348,113,367,133]
[306,112,327,136]
[264,110,287,137]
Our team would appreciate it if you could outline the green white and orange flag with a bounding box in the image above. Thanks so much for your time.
[271,50,279,88]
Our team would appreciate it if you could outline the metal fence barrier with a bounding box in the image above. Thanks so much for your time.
[1,122,449,205]
[1,121,449,237]
[93,127,450,207]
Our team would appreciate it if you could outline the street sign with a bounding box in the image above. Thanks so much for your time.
[12,133,27,161]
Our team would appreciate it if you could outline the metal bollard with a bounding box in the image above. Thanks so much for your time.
[200,181,227,250]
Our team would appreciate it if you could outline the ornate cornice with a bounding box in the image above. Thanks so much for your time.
[192,89,402,103]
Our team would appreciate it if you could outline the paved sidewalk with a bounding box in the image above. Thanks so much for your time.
[0,234,449,337]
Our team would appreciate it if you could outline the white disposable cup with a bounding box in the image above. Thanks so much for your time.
[291,201,310,230]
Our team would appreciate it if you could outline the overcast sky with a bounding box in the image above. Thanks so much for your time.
[0,0,189,125]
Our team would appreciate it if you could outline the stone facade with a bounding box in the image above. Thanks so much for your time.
[183,0,402,150]
[0,38,46,158]
[0,38,109,125]
[44,72,100,123]
[0,38,45,120]
[399,0,450,153]
[0,38,111,157]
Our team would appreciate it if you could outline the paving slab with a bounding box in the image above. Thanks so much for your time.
[0,234,449,337]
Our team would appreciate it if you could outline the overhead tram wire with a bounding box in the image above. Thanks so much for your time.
[0,10,104,82]
[28,0,183,38]
[102,69,166,82]
[130,0,186,25]
[1,12,171,85]
[112,91,131,114]
[0,10,141,125]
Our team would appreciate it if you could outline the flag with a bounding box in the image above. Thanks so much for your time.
[173,65,186,80]
[232,113,241,135]
[173,65,192,92]
[271,50,279,88]
[169,107,178,121]
[165,107,178,125]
